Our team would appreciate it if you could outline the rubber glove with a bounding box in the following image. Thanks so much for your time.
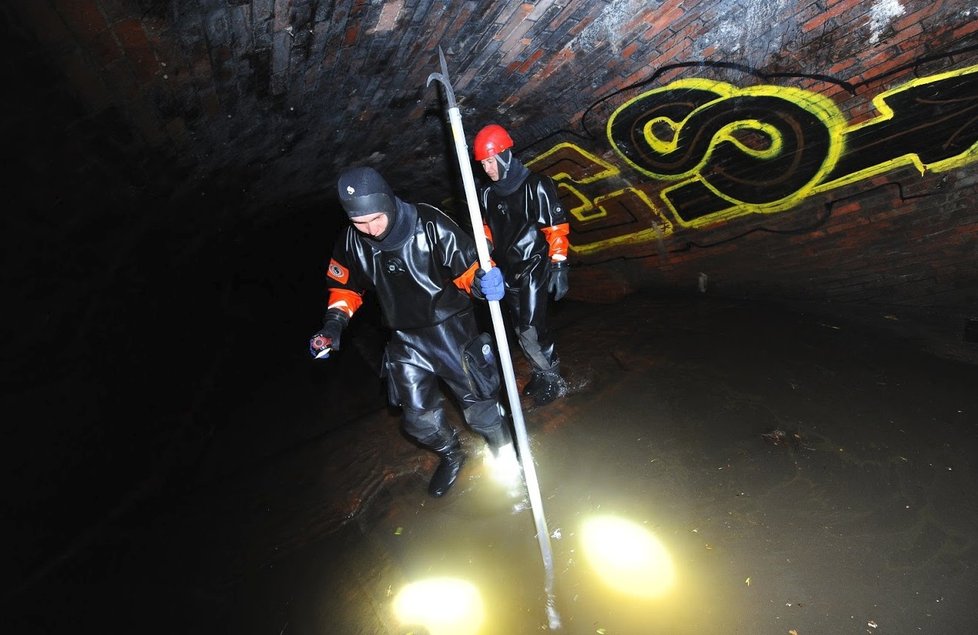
[309,318,344,358]
[547,261,569,301]
[474,267,505,301]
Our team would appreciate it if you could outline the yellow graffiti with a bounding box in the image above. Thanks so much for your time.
[608,78,847,227]
[526,143,673,254]
[551,181,599,222]
[573,187,674,255]
[527,64,978,255]
[525,142,620,183]
[815,66,978,192]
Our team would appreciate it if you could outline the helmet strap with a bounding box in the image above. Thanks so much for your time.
[495,149,513,181]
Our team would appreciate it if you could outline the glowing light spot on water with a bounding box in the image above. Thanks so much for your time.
[581,516,676,598]
[393,577,484,635]
[483,442,522,489]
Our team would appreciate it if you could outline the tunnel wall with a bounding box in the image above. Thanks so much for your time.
[504,3,978,363]
[8,1,977,366]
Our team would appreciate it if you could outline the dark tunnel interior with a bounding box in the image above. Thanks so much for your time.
[4,1,978,633]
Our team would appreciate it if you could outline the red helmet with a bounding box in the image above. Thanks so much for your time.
[473,124,513,161]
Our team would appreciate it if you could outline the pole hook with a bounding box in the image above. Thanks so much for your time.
[425,47,457,109]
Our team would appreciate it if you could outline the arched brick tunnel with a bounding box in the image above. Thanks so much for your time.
[4,1,978,633]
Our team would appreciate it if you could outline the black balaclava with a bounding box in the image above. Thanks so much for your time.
[490,149,530,196]
[336,166,415,250]
[373,197,417,251]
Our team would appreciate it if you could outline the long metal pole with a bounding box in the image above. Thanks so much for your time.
[428,48,561,630]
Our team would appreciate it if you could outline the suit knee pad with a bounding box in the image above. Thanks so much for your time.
[402,407,446,441]
[462,400,505,437]
[518,326,558,372]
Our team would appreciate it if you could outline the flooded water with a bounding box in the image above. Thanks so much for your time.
[7,294,978,634]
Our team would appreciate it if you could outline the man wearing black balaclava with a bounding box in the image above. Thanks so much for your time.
[310,166,514,497]
[473,124,570,407]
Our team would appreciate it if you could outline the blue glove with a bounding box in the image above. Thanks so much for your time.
[474,267,505,301]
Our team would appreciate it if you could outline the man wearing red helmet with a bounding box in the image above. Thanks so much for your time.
[473,124,570,406]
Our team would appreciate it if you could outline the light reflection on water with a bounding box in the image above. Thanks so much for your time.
[580,515,676,598]
[286,300,978,634]
[375,452,731,634]
[343,428,741,633]
[393,577,484,635]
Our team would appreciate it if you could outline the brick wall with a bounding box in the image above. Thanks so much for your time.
[5,0,978,366]
[4,0,978,590]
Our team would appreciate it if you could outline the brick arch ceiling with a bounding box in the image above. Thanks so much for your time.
[6,0,978,355]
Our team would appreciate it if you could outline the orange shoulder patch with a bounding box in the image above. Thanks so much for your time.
[327,258,350,285]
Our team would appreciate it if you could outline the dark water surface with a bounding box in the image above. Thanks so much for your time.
[7,294,978,634]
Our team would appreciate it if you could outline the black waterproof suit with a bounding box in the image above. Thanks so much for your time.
[323,199,505,443]
[479,169,567,375]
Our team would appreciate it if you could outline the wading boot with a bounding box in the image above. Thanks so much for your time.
[482,424,513,457]
[481,425,521,490]
[526,368,565,407]
[421,430,466,497]
[522,372,542,397]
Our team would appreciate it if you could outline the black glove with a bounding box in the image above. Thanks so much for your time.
[547,261,569,301]
[309,312,348,358]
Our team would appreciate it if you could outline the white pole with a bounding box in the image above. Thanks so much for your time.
[430,51,561,630]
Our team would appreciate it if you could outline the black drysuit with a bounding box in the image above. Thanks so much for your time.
[322,200,505,443]
[479,170,568,375]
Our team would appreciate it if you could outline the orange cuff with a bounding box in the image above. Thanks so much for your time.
[454,260,481,294]
[542,223,570,262]
[327,288,363,318]
[454,259,498,294]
